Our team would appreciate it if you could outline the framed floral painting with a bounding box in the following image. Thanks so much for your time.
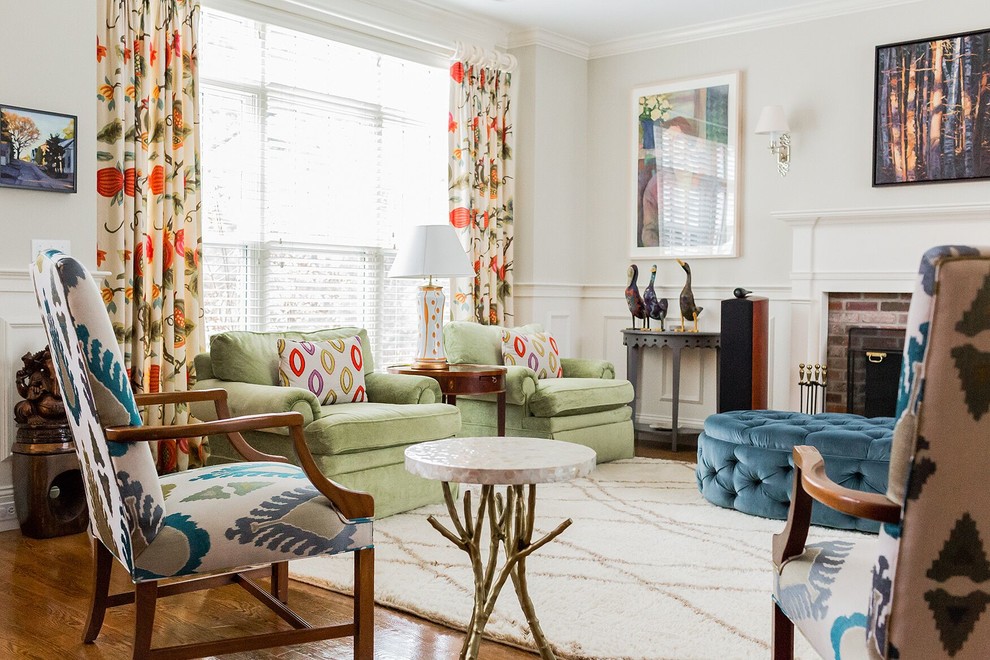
[631,72,739,258]
[0,104,77,193]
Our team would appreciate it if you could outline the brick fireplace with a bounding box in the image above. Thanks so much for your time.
[775,203,987,411]
[824,292,910,413]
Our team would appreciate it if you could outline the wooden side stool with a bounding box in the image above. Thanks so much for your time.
[12,423,88,538]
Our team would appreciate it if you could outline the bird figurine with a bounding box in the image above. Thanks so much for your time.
[643,265,668,331]
[625,264,647,329]
[676,258,703,332]
[733,287,752,299]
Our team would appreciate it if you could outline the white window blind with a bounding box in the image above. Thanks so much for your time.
[652,127,732,248]
[200,6,447,368]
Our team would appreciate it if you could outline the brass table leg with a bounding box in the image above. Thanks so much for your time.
[427,482,571,660]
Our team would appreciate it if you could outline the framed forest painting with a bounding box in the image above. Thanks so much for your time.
[873,28,990,186]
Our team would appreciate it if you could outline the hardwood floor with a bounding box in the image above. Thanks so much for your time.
[0,442,694,659]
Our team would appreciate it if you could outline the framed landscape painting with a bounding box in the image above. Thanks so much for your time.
[873,28,990,186]
[0,104,77,193]
[631,71,739,259]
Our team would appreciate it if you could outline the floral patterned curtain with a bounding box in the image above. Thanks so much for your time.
[448,58,514,326]
[96,0,205,472]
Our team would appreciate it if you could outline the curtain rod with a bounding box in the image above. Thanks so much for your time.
[452,40,518,72]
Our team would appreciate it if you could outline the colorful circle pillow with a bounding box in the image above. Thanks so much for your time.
[276,336,368,404]
[500,329,563,379]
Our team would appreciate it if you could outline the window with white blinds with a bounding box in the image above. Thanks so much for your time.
[200,6,447,368]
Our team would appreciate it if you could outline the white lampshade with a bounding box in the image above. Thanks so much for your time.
[755,105,789,135]
[389,224,474,279]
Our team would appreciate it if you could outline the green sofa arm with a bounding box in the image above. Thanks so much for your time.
[191,378,321,433]
[194,352,215,380]
[365,372,442,404]
[503,366,538,405]
[561,357,615,379]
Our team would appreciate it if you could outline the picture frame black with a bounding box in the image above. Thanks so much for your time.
[873,28,990,186]
[0,104,78,193]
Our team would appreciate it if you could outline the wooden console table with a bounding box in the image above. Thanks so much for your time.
[622,330,721,451]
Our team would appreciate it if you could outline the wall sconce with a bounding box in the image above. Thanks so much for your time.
[755,105,790,177]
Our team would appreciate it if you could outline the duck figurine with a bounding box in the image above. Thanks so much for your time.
[643,265,668,331]
[625,264,647,329]
[676,258,703,332]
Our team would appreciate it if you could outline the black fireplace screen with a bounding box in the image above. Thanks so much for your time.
[847,327,905,418]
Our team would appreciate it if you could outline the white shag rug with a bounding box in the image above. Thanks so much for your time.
[291,458,863,659]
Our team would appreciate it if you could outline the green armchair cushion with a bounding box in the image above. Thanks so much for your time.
[305,402,461,455]
[528,378,634,418]
[444,321,542,366]
[210,328,373,386]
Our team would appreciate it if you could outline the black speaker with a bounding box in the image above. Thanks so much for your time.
[718,296,768,412]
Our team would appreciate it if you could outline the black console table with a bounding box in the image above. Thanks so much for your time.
[622,329,721,451]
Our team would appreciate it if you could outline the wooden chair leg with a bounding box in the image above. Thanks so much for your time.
[773,600,795,660]
[354,547,374,660]
[271,561,289,603]
[133,581,158,659]
[83,538,114,643]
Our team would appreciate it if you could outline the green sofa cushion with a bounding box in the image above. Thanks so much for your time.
[305,402,460,455]
[528,378,634,417]
[210,327,373,385]
[444,321,542,365]
[455,398,631,434]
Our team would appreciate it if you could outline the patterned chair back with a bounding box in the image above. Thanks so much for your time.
[32,251,166,573]
[868,246,990,657]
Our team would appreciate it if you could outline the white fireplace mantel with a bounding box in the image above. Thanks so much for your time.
[774,202,990,408]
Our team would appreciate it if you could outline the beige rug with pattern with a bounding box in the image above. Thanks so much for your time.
[292,458,860,659]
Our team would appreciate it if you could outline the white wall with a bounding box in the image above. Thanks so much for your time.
[515,0,990,431]
[0,1,96,530]
[511,44,589,355]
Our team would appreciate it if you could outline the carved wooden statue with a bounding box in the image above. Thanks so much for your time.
[14,347,66,426]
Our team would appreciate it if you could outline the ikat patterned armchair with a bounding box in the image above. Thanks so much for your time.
[772,246,990,659]
[32,251,375,659]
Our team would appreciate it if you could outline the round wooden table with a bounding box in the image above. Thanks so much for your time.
[405,437,596,660]
[388,364,507,436]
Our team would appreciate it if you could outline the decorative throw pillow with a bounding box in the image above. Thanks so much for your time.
[277,336,368,404]
[500,330,563,379]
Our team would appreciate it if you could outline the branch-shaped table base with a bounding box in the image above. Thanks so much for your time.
[428,481,570,660]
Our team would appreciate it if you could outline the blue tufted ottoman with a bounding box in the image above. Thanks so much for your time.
[696,410,893,531]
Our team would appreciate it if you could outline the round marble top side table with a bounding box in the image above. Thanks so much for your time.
[405,437,596,660]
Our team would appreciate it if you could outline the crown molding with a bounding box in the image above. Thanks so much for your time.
[589,0,921,59]
[507,28,590,60]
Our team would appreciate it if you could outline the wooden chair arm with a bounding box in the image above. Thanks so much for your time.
[107,412,374,522]
[133,388,228,406]
[105,412,296,465]
[773,446,900,568]
[131,388,278,462]
[285,423,375,522]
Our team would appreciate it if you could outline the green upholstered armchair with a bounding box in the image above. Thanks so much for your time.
[191,328,461,518]
[443,321,634,462]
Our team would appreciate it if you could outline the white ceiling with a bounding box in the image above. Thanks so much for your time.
[411,0,912,48]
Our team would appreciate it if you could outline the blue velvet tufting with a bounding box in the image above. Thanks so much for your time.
[696,410,893,532]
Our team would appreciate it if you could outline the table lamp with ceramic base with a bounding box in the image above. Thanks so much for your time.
[389,224,474,370]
